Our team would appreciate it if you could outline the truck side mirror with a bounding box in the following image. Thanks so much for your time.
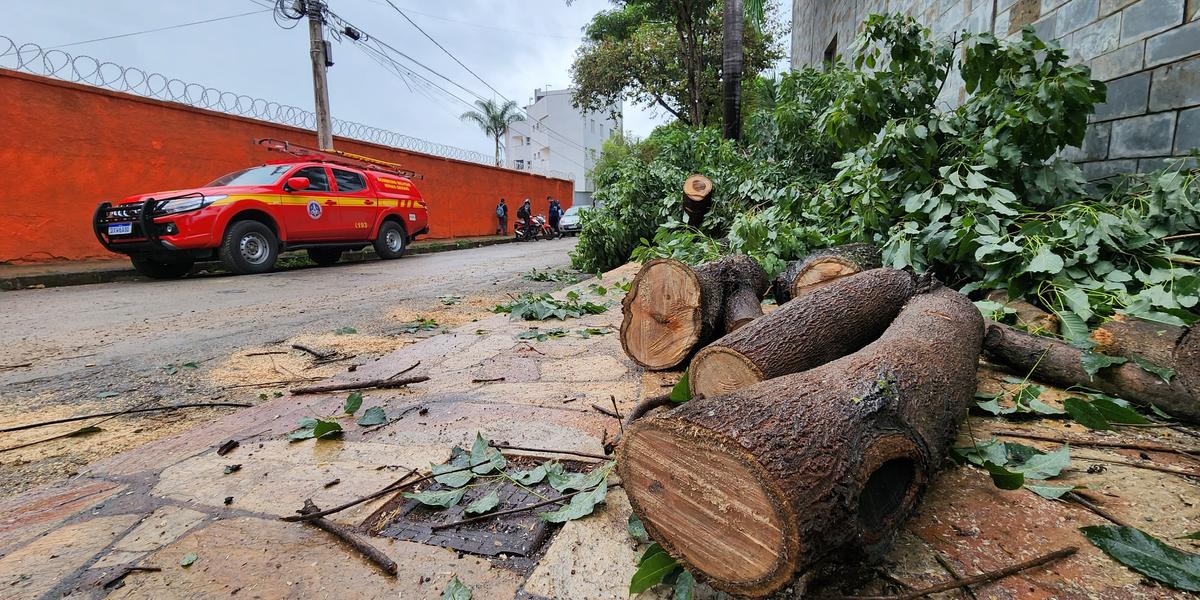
[285,176,310,192]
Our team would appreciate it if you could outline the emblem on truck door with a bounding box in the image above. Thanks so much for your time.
[307,201,322,219]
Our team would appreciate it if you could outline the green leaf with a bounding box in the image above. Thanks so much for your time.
[464,490,500,515]
[630,543,680,594]
[541,481,608,523]
[1130,354,1174,383]
[470,433,506,475]
[343,391,363,415]
[674,570,696,599]
[180,553,198,567]
[545,461,616,492]
[312,419,343,439]
[1081,525,1200,592]
[1055,309,1091,347]
[982,461,1025,489]
[1012,443,1070,480]
[670,371,692,403]
[403,487,467,508]
[1080,351,1128,379]
[1027,247,1064,274]
[508,464,547,485]
[431,456,474,488]
[1089,395,1152,424]
[334,326,358,335]
[628,513,649,544]
[1025,483,1078,499]
[67,425,103,437]
[356,406,387,427]
[441,575,472,600]
[96,391,120,399]
[1064,397,1112,430]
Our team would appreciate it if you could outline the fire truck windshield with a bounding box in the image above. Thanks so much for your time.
[205,165,293,187]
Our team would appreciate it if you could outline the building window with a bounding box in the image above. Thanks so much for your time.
[823,35,838,70]
[525,137,530,145]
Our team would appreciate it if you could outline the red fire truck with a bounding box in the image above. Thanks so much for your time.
[93,139,429,278]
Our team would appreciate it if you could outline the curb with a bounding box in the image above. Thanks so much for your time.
[0,236,517,292]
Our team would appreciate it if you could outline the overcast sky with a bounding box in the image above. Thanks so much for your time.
[8,1,790,159]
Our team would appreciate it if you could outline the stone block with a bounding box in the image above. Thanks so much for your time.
[1070,13,1122,58]
[1092,71,1151,120]
[1121,0,1185,44]
[0,514,139,600]
[1176,106,1200,153]
[1032,13,1059,40]
[1101,0,1140,15]
[1079,158,1140,178]
[1062,121,1113,160]
[1149,56,1200,110]
[1189,0,1200,19]
[1109,112,1178,156]
[1088,41,1145,80]
[1138,156,1199,170]
[1058,0,1100,34]
[1145,19,1200,66]
[1044,0,1072,11]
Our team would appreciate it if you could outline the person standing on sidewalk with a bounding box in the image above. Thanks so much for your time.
[495,198,508,235]
[547,195,562,238]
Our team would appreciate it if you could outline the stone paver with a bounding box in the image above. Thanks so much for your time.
[0,514,139,599]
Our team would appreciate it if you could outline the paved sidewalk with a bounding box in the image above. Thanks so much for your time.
[0,235,516,291]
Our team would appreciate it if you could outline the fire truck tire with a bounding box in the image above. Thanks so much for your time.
[307,248,343,266]
[220,220,279,274]
[130,256,194,279]
[374,221,407,259]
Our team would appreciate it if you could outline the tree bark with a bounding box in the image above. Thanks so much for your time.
[621,255,768,370]
[690,269,916,399]
[983,322,1199,422]
[722,282,764,333]
[682,174,714,228]
[722,0,744,140]
[985,290,1059,335]
[773,244,882,304]
[1090,315,1199,399]
[619,285,983,597]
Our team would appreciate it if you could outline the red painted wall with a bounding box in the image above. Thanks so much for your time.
[0,70,573,264]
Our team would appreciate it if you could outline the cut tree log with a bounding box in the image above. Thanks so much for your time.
[619,285,983,597]
[984,322,1199,423]
[722,280,764,332]
[682,174,714,228]
[1090,315,1199,400]
[621,255,768,370]
[689,269,917,398]
[772,244,881,304]
[985,290,1059,334]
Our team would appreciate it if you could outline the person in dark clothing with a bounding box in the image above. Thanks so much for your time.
[495,198,508,235]
[547,196,562,238]
[517,198,532,239]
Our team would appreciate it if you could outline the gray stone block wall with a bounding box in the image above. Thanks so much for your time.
[791,0,1200,179]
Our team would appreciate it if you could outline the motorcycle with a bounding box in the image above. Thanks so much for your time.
[514,215,555,241]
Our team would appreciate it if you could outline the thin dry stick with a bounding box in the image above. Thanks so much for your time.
[0,403,252,433]
[930,550,978,600]
[281,467,421,523]
[990,429,1200,456]
[431,482,623,531]
[471,377,506,383]
[299,500,397,576]
[590,403,620,419]
[387,361,421,380]
[609,395,624,434]
[1079,456,1200,479]
[1067,492,1133,528]
[290,375,430,395]
[1163,232,1200,241]
[0,396,162,454]
[244,351,289,357]
[292,344,333,360]
[221,378,318,390]
[0,363,33,370]
[841,546,1078,600]
[489,443,609,461]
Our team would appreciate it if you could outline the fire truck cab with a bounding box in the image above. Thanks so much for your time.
[93,139,429,278]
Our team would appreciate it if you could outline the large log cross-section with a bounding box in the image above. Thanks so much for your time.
[619,285,984,597]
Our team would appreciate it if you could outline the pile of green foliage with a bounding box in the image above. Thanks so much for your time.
[572,14,1199,330]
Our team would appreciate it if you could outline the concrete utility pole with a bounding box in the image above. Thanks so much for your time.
[306,0,334,149]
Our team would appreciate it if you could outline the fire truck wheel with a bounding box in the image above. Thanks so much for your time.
[130,256,194,279]
[307,248,343,266]
[220,220,279,274]
[374,221,407,259]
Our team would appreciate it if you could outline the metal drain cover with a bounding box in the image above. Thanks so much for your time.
[377,479,558,558]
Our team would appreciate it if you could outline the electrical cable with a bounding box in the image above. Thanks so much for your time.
[46,9,271,49]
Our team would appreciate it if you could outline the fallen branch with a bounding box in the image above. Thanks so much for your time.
[930,550,977,600]
[471,377,506,383]
[312,354,355,366]
[621,393,675,428]
[990,429,1199,456]
[489,443,610,461]
[389,361,421,378]
[221,378,319,390]
[282,467,421,523]
[0,362,32,370]
[292,344,334,360]
[0,402,252,433]
[1066,492,1132,528]
[1079,455,1200,479]
[430,482,622,531]
[244,351,289,357]
[590,403,620,419]
[840,546,1077,600]
[298,500,397,576]
[290,376,429,395]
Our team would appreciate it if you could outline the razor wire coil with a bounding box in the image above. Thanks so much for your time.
[0,35,503,166]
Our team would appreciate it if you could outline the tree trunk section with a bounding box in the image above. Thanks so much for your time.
[984,322,1199,422]
[773,244,882,304]
[985,290,1059,334]
[1090,316,1198,399]
[621,255,768,370]
[722,0,744,141]
[722,282,763,333]
[682,174,714,228]
[619,285,983,597]
[690,269,916,398]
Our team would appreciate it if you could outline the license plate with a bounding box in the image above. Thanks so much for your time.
[108,223,133,235]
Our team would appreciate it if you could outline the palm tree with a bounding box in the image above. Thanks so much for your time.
[460,99,524,166]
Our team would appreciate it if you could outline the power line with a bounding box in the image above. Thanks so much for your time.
[369,2,578,40]
[46,9,271,50]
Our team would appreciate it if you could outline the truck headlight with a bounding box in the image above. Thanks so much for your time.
[159,194,226,214]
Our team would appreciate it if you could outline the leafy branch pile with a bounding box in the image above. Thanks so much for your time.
[572,13,1199,329]
[522,267,582,283]
[493,291,609,320]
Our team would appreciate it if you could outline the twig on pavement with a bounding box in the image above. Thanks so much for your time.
[298,500,397,576]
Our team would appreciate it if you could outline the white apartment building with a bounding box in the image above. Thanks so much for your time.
[506,88,622,206]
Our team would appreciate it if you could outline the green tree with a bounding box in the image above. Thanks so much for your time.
[460,98,524,166]
[571,0,781,128]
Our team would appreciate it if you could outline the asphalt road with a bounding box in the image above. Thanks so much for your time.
[0,238,578,405]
